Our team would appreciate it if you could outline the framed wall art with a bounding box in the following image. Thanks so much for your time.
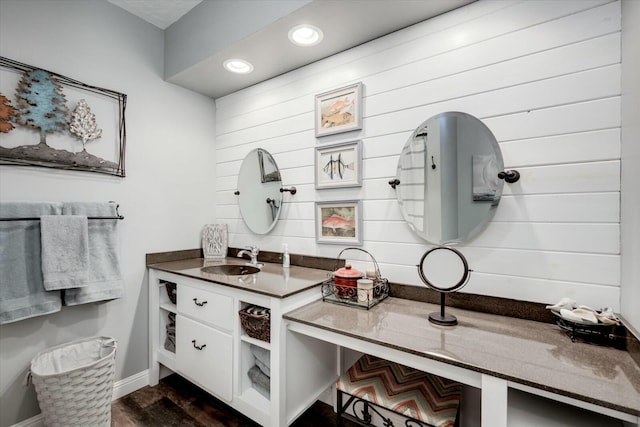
[315,82,363,137]
[315,140,362,189]
[315,200,362,245]
[0,56,127,177]
[202,223,228,259]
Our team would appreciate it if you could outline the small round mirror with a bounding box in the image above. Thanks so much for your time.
[237,148,282,234]
[396,112,504,244]
[418,246,470,326]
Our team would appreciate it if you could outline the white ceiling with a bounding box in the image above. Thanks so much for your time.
[108,0,203,30]
[108,0,475,98]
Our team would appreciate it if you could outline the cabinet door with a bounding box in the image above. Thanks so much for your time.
[176,315,233,402]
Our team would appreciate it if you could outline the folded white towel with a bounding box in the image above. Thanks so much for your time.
[40,215,89,290]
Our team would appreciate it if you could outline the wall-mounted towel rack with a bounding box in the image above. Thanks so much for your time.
[0,204,125,221]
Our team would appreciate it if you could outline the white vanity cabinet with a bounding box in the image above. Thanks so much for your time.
[175,280,234,402]
[176,316,233,401]
[148,265,336,427]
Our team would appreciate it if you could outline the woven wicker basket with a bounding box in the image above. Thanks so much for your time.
[239,306,270,342]
[29,336,117,427]
[163,280,177,304]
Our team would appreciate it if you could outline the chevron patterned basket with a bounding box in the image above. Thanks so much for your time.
[28,336,117,427]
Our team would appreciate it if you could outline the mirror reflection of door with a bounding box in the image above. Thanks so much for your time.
[423,116,461,243]
[396,112,504,245]
[440,114,459,242]
[237,148,283,234]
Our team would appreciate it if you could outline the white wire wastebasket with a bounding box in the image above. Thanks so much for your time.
[28,336,117,427]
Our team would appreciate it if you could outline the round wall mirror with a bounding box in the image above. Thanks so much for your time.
[395,111,504,244]
[237,148,282,234]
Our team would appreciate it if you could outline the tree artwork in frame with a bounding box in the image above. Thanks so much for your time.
[0,57,126,177]
[315,82,363,137]
[316,200,362,245]
[315,140,362,189]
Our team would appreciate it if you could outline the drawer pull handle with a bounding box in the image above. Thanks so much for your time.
[193,298,208,307]
[192,340,206,350]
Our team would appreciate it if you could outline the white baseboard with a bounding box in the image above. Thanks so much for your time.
[318,384,335,408]
[111,369,150,400]
[11,370,150,427]
[8,415,42,427]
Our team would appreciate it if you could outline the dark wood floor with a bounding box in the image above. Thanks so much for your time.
[111,374,358,427]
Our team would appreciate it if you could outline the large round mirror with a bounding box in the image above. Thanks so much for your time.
[395,112,504,244]
[237,148,282,234]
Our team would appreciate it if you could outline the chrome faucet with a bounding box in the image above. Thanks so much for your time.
[237,245,260,267]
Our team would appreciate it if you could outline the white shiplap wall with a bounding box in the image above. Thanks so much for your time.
[215,0,622,310]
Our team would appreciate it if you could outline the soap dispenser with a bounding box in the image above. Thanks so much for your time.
[282,244,290,268]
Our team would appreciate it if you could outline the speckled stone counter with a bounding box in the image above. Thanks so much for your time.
[284,297,640,418]
[147,257,330,298]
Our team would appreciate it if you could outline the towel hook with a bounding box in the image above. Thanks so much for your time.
[108,201,125,220]
[280,186,297,195]
[114,204,124,219]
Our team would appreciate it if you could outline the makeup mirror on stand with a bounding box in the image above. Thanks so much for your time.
[417,246,471,326]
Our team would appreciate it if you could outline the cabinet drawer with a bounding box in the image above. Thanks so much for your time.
[176,315,233,402]
[178,283,234,330]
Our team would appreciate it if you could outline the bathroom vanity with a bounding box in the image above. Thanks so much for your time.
[147,257,337,427]
[148,253,639,427]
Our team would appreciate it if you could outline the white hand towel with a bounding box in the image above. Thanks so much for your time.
[40,215,89,290]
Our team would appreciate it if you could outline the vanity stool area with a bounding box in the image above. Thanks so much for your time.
[337,354,461,427]
[285,297,640,427]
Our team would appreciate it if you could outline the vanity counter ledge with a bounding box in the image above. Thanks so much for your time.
[284,297,640,417]
[148,257,329,298]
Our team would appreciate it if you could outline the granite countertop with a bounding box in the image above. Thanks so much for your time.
[284,297,640,416]
[147,257,330,298]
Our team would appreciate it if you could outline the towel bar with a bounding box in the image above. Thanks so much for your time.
[0,215,124,221]
[0,203,124,221]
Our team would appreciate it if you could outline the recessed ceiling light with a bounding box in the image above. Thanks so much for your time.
[288,24,323,47]
[223,59,253,74]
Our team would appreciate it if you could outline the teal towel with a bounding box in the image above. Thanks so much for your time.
[62,202,123,305]
[0,202,63,324]
[40,215,89,290]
